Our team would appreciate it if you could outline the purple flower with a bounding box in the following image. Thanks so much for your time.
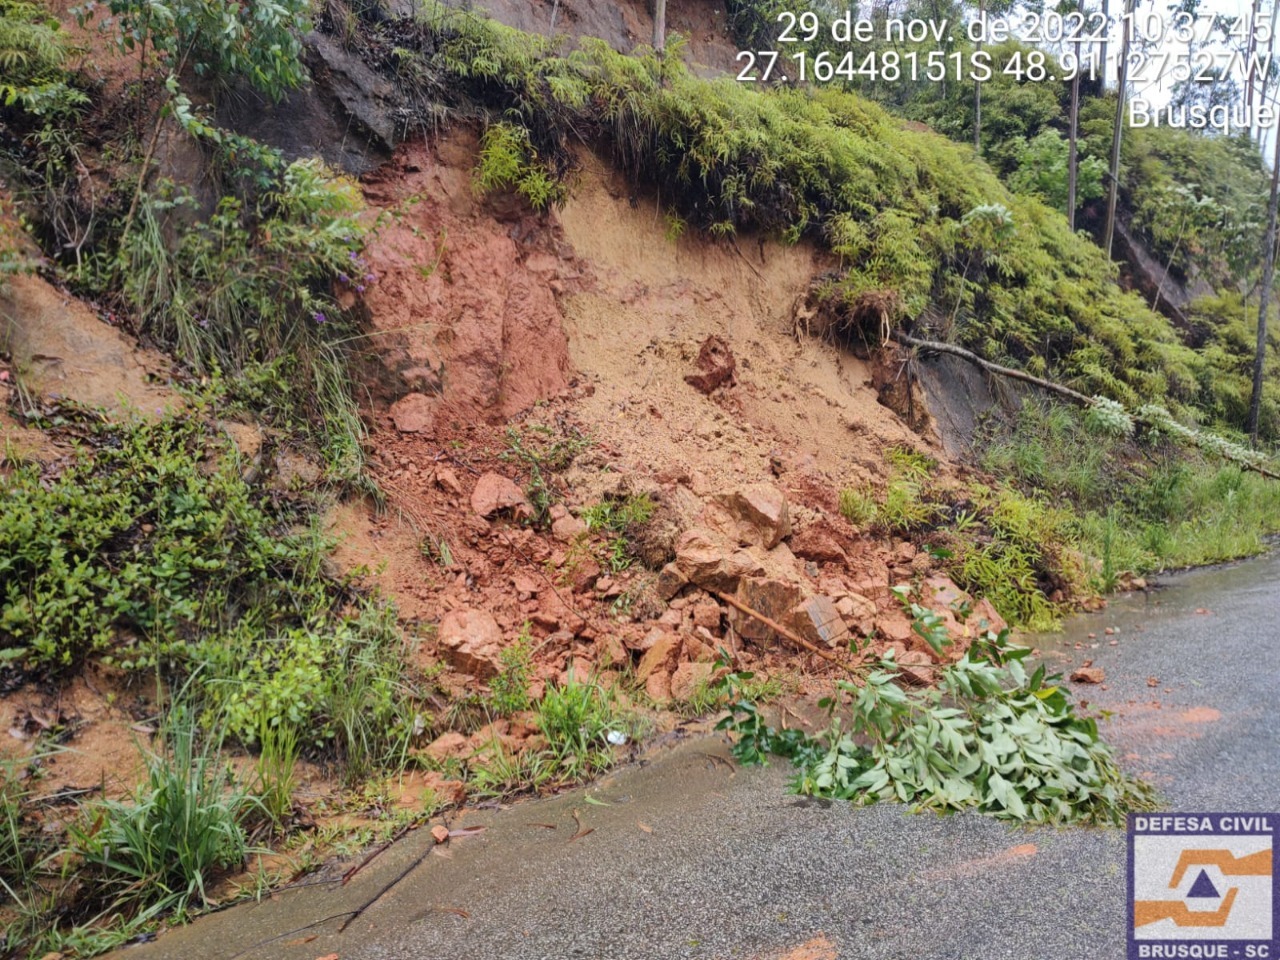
[364,272,376,282]
[313,311,327,324]
[355,285,366,294]
[338,272,350,284]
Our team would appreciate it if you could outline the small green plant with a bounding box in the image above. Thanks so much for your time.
[473,122,567,211]
[536,670,634,782]
[420,532,454,566]
[878,478,940,532]
[253,715,300,828]
[500,424,591,525]
[885,445,935,479]
[683,655,782,716]
[582,494,655,573]
[70,713,258,923]
[838,486,877,526]
[487,626,534,716]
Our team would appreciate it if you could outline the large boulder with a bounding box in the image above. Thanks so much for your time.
[437,608,505,678]
[710,484,792,549]
[673,528,766,593]
[732,576,806,641]
[790,595,853,648]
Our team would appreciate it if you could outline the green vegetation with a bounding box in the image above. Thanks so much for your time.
[470,670,640,796]
[837,448,1073,629]
[92,0,310,102]
[0,413,415,753]
[981,398,1280,582]
[486,625,534,716]
[121,161,372,481]
[718,631,1156,825]
[679,657,784,717]
[70,715,257,926]
[500,423,592,525]
[581,493,655,572]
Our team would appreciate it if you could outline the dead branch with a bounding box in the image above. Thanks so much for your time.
[710,589,856,672]
[897,332,1280,481]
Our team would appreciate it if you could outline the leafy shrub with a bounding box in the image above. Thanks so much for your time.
[487,625,534,716]
[0,414,413,750]
[1007,129,1105,216]
[93,0,310,100]
[719,632,1156,825]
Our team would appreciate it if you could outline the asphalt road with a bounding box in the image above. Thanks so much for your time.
[116,550,1280,960]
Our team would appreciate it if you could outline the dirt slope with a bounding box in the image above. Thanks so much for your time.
[336,130,999,711]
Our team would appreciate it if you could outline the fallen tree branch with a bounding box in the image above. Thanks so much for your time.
[711,589,856,672]
[896,333,1093,406]
[898,332,1280,481]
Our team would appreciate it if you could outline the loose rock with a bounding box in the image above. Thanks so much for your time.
[683,335,736,394]
[437,608,505,678]
[711,484,792,549]
[471,473,530,518]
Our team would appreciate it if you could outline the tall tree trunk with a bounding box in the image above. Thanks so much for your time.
[653,0,667,49]
[1247,115,1280,445]
[1099,0,1110,89]
[974,0,985,150]
[1067,29,1081,229]
[1246,0,1262,141]
[1103,0,1134,257]
[1261,0,1280,151]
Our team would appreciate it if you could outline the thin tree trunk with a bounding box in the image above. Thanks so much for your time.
[1067,30,1081,229]
[1247,114,1280,445]
[1246,0,1262,141]
[1103,0,1134,257]
[549,0,560,33]
[1099,0,1110,89]
[652,0,666,49]
[974,0,985,151]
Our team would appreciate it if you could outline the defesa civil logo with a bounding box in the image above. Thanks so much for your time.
[1129,813,1278,959]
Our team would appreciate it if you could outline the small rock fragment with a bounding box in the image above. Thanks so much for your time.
[1070,666,1105,684]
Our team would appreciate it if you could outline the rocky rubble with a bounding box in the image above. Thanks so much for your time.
[421,466,1006,709]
